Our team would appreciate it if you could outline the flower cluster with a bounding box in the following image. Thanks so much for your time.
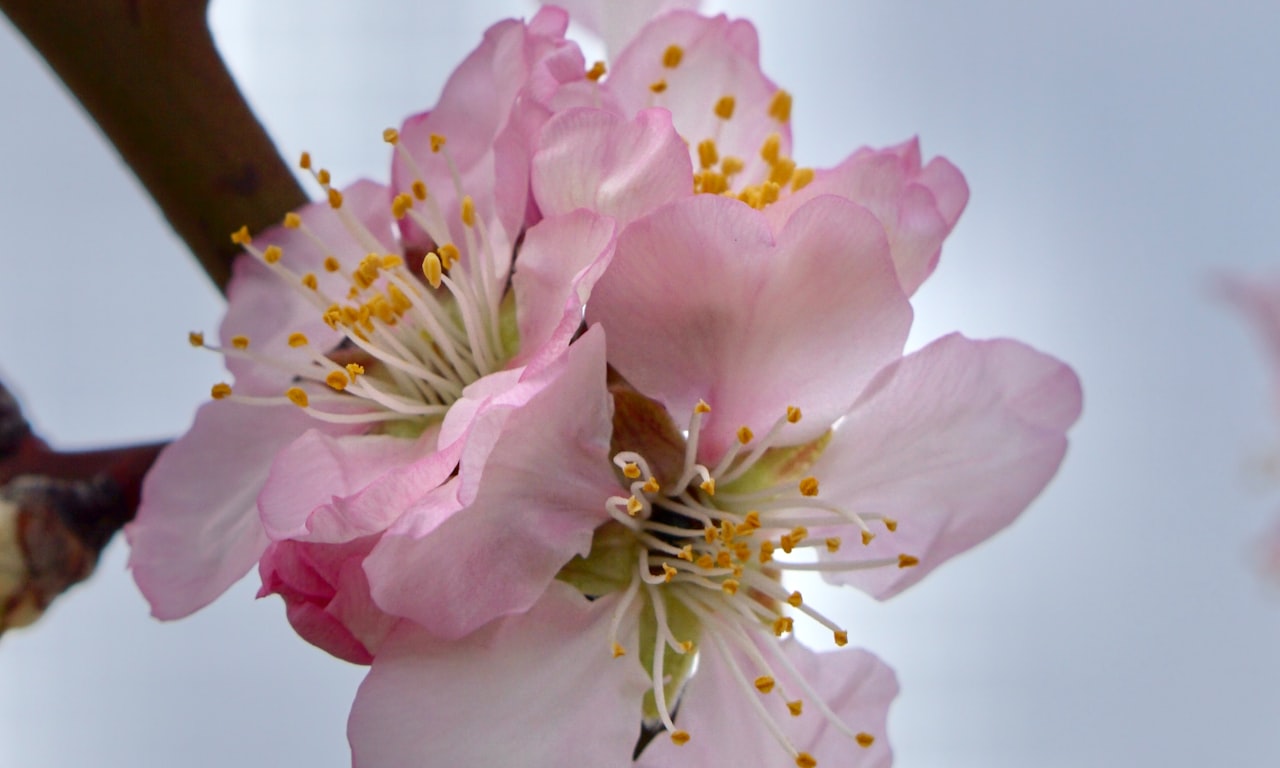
[127,6,1081,767]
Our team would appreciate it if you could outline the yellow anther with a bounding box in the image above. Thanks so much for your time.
[670,731,690,746]
[736,426,754,444]
[694,400,711,414]
[695,554,714,570]
[760,181,781,206]
[739,187,762,209]
[301,273,318,291]
[714,95,736,120]
[391,194,412,219]
[786,406,803,423]
[733,542,751,562]
[856,733,875,748]
[461,195,476,227]
[285,332,308,348]
[317,168,331,185]
[731,564,743,577]
[721,579,739,595]
[642,477,661,494]
[780,534,795,554]
[285,387,309,408]
[358,254,381,283]
[697,139,719,170]
[322,307,341,330]
[798,476,819,497]
[210,382,232,400]
[585,61,606,81]
[700,478,716,495]
[438,243,460,269]
[662,44,683,68]
[795,753,817,768]
[283,212,302,229]
[761,133,782,164]
[380,254,402,269]
[382,127,399,144]
[622,461,641,479]
[626,496,643,516]
[678,640,694,653]
[423,252,443,289]
[388,284,412,313]
[898,554,920,569]
[769,157,796,187]
[715,550,732,568]
[261,245,282,264]
[826,536,842,553]
[740,511,761,530]
[230,335,249,349]
[719,520,735,543]
[678,545,694,562]
[662,563,678,583]
[772,616,793,636]
[787,591,803,608]
[327,188,344,209]
[792,167,815,191]
[759,540,775,564]
[884,518,899,532]
[346,363,365,377]
[649,79,668,94]
[325,370,349,391]
[322,256,340,273]
[769,89,793,122]
[411,180,428,201]
[833,630,848,647]
[298,152,312,170]
[787,700,803,717]
[754,675,775,694]
[612,642,626,658]
[429,134,447,152]
[703,527,717,544]
[230,225,252,245]
[187,331,205,347]
[790,525,808,541]
[721,156,745,176]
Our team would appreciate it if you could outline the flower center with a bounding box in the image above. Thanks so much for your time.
[193,136,518,432]
[575,398,918,767]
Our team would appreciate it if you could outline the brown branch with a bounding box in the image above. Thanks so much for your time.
[1,382,164,634]
[0,0,308,292]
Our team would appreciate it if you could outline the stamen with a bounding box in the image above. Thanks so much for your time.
[662,45,683,68]
[769,90,793,122]
[715,95,736,120]
[586,61,606,81]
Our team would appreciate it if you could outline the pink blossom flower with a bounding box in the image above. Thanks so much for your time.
[126,8,618,659]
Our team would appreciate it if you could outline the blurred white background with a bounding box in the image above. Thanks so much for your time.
[3,2,1280,766]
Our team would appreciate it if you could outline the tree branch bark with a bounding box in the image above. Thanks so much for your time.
[0,0,308,292]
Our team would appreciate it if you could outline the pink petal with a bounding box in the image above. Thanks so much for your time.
[767,139,969,296]
[257,425,453,544]
[126,401,357,619]
[532,107,692,224]
[542,0,700,59]
[587,194,911,464]
[391,8,585,248]
[349,583,649,768]
[222,180,395,395]
[637,638,897,767]
[813,333,1082,599]
[511,209,618,369]
[257,537,397,665]
[365,328,617,639]
[608,11,789,184]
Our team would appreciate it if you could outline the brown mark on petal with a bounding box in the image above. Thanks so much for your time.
[609,372,686,489]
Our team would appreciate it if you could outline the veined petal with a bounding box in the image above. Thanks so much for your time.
[512,209,618,369]
[765,139,969,296]
[349,583,649,768]
[258,537,397,665]
[812,333,1082,599]
[532,107,692,225]
[587,194,911,464]
[126,401,358,619]
[542,0,700,60]
[609,12,789,184]
[636,639,898,768]
[365,328,617,639]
